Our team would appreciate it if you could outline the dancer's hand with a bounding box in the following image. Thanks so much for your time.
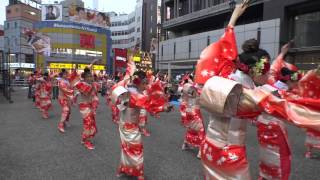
[228,0,250,27]
[164,104,174,112]
[280,41,293,56]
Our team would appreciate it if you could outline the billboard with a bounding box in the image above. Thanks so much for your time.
[41,4,62,21]
[23,28,51,56]
[114,48,127,74]
[80,33,95,49]
[68,6,111,29]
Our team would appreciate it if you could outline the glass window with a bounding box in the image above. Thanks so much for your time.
[293,11,320,47]
[179,0,189,16]
[6,22,9,29]
[137,17,141,22]
[137,28,140,32]
[14,22,17,28]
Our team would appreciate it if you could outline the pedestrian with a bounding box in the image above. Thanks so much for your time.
[52,76,59,100]
[27,73,35,99]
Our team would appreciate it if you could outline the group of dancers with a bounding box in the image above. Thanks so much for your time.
[27,1,320,179]
[177,1,320,180]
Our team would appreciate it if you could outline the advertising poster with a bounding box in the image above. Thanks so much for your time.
[23,28,51,56]
[41,4,62,21]
[68,5,111,29]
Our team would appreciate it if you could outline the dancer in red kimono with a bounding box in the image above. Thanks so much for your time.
[92,75,101,115]
[195,2,254,179]
[112,70,172,180]
[73,67,97,150]
[138,71,160,136]
[39,72,52,119]
[254,43,303,180]
[57,69,74,133]
[195,1,320,179]
[139,108,150,136]
[179,74,190,126]
[290,67,320,158]
[180,75,205,158]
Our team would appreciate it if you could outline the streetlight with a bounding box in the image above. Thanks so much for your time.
[229,0,237,10]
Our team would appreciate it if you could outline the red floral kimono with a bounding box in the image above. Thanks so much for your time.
[92,81,100,115]
[39,78,52,119]
[74,81,97,145]
[58,78,74,131]
[196,25,320,180]
[34,77,41,109]
[181,83,205,148]
[116,81,168,179]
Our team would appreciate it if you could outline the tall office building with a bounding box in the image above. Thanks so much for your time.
[158,0,320,76]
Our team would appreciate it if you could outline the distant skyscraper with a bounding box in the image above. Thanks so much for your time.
[93,0,98,10]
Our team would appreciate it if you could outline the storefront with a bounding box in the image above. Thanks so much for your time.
[33,21,112,73]
[47,62,105,74]
[8,63,35,78]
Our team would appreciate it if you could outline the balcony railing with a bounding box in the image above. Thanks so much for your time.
[163,2,229,28]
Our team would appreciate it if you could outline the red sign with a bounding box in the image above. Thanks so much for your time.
[114,48,127,75]
[80,33,95,48]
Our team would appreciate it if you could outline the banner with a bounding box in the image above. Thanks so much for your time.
[41,4,62,21]
[68,6,111,29]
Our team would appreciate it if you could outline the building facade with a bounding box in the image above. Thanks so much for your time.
[4,1,41,66]
[34,0,112,74]
[141,0,159,52]
[109,0,143,50]
[158,0,320,76]
[34,21,111,74]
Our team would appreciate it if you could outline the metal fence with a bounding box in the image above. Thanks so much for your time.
[11,79,29,87]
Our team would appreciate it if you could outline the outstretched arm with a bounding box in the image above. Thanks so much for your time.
[228,0,250,27]
[87,59,100,70]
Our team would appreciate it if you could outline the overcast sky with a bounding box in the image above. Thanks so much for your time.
[0,0,136,25]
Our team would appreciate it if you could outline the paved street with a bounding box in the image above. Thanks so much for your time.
[0,88,320,180]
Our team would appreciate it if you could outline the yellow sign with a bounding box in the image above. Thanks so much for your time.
[78,64,89,70]
[93,65,105,70]
[133,56,141,62]
[77,64,105,70]
[49,63,75,69]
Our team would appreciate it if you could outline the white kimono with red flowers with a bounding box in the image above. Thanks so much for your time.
[181,83,205,148]
[74,81,97,142]
[58,78,74,124]
[39,78,52,117]
[117,82,168,178]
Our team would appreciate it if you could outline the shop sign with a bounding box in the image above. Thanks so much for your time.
[133,56,141,62]
[9,63,35,69]
[78,64,105,70]
[49,63,75,69]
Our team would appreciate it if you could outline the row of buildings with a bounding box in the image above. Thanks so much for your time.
[1,0,319,81]
[157,0,320,76]
[0,0,161,79]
